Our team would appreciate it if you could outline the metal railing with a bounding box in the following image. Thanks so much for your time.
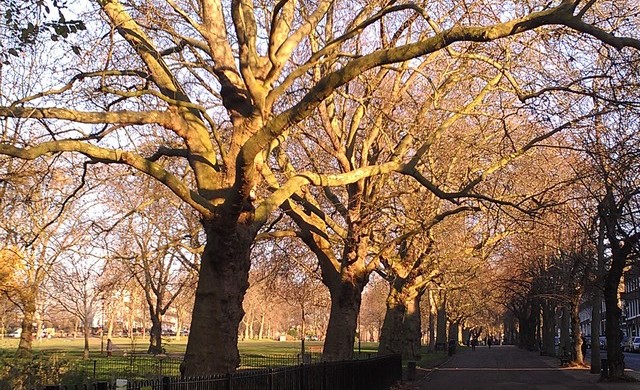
[45,354,401,390]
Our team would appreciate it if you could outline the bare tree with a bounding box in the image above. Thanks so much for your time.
[0,0,638,373]
[49,253,104,359]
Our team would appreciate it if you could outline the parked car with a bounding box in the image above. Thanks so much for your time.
[8,329,21,338]
[629,337,640,353]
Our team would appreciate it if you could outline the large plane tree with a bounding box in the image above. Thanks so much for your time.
[0,0,638,374]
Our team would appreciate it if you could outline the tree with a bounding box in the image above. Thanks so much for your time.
[49,252,104,359]
[0,0,639,374]
[0,159,89,357]
[583,114,640,379]
[108,189,197,355]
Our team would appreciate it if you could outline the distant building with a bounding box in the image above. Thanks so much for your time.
[622,264,640,337]
[579,299,605,337]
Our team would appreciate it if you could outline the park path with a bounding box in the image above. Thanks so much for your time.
[419,345,640,390]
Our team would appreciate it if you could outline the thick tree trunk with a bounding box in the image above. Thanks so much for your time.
[148,315,163,354]
[183,221,253,375]
[322,280,363,361]
[378,286,422,359]
[542,300,556,356]
[599,190,633,379]
[16,300,36,358]
[428,290,436,350]
[590,219,606,373]
[517,302,539,351]
[570,297,584,365]
[604,268,625,379]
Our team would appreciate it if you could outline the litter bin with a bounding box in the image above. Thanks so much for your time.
[600,358,608,378]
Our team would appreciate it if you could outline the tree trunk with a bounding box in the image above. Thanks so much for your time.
[590,219,606,374]
[604,268,625,379]
[378,285,422,359]
[428,290,436,350]
[148,315,163,354]
[322,280,363,361]
[435,292,447,349]
[517,301,539,351]
[258,312,265,340]
[83,319,90,359]
[175,317,182,341]
[570,297,584,365]
[600,190,633,379]
[16,300,36,357]
[183,221,253,374]
[448,321,459,345]
[560,304,570,356]
[542,299,556,356]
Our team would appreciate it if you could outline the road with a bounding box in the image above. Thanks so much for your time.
[422,345,640,390]
[585,348,640,371]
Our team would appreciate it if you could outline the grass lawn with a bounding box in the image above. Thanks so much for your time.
[0,336,448,384]
[0,336,381,357]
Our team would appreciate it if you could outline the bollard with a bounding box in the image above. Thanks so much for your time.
[407,361,417,380]
[600,358,608,378]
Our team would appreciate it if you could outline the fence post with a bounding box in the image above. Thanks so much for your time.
[267,368,274,390]
[162,376,170,390]
[299,363,306,390]
[93,360,97,381]
[226,372,232,390]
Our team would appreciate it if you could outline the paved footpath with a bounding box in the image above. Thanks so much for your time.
[420,345,640,390]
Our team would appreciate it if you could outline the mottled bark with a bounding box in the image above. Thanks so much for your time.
[322,280,363,361]
[148,316,163,354]
[570,297,584,365]
[183,219,253,374]
[16,302,35,358]
[378,286,422,359]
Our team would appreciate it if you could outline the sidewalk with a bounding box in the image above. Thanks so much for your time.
[405,345,640,390]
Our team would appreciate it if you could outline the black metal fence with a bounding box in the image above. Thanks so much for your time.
[47,354,401,390]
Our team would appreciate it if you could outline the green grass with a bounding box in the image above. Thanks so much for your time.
[0,336,385,383]
[0,336,380,357]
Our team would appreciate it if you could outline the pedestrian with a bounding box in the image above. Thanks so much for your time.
[488,337,492,349]
[471,338,477,351]
[106,338,113,357]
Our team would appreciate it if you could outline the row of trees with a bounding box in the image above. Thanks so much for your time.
[1,0,639,380]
